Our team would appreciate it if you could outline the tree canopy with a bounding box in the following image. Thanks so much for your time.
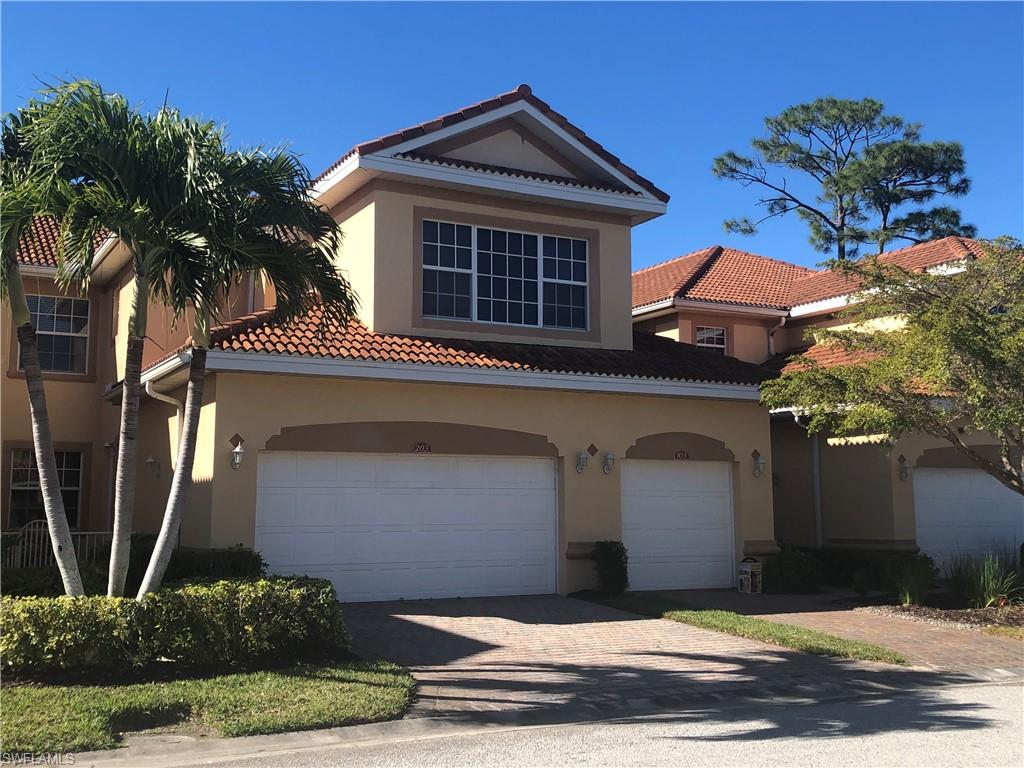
[761,238,1023,495]
[713,97,976,259]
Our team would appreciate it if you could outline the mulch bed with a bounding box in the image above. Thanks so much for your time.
[837,594,1024,631]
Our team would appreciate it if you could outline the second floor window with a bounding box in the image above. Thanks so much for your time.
[20,295,90,374]
[422,219,588,331]
[696,326,727,354]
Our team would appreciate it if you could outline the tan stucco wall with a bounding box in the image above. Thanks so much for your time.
[633,315,679,341]
[168,372,775,594]
[1,275,116,531]
[642,310,775,363]
[335,180,635,350]
[769,420,817,548]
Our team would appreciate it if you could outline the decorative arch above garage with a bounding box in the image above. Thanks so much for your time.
[624,431,735,462]
[264,421,559,458]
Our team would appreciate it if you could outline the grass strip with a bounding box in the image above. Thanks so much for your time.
[603,593,908,665]
[1,659,415,754]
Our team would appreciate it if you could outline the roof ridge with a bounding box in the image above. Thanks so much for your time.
[674,245,724,299]
[632,245,719,276]
[718,246,818,274]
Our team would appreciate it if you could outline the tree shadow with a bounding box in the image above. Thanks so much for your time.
[343,595,1006,741]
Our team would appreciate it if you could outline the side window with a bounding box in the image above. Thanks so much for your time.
[20,295,90,373]
[9,448,81,528]
[696,326,727,354]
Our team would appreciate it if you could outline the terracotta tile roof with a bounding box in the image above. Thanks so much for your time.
[766,343,877,374]
[396,151,640,196]
[14,216,111,268]
[314,84,669,203]
[196,306,769,386]
[632,246,813,310]
[787,237,984,307]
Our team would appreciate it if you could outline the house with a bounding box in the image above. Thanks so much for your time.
[632,238,1024,564]
[2,85,779,601]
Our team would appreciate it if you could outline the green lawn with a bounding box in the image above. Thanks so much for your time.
[984,625,1024,641]
[601,593,907,665]
[1,660,415,754]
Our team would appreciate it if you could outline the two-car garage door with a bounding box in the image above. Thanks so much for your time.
[256,452,557,602]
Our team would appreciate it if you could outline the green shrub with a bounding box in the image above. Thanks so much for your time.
[945,553,1022,608]
[0,577,347,677]
[1,565,107,597]
[816,547,933,592]
[592,541,629,596]
[890,554,936,606]
[763,548,824,594]
[851,568,873,597]
[2,541,265,598]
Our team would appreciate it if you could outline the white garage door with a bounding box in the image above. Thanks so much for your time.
[256,452,557,602]
[913,468,1024,565]
[621,460,735,590]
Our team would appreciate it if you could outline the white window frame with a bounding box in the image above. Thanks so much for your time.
[695,325,727,354]
[8,448,82,529]
[19,294,90,375]
[421,218,589,332]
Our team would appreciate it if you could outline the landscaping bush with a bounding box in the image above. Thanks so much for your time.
[816,547,932,592]
[592,540,629,596]
[944,553,1023,608]
[851,568,873,597]
[890,554,936,606]
[2,564,107,597]
[0,577,347,677]
[763,548,824,594]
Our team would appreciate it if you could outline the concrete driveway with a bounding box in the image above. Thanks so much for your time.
[343,595,977,724]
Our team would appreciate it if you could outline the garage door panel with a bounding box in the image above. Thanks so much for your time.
[255,452,557,602]
[914,468,1024,565]
[622,460,735,591]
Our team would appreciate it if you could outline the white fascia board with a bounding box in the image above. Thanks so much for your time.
[673,299,788,317]
[90,235,119,271]
[631,299,677,318]
[105,351,191,401]
[359,154,666,217]
[17,264,58,278]
[311,152,361,198]
[203,350,761,401]
[789,294,853,318]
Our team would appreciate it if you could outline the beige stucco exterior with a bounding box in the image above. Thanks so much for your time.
[127,371,776,594]
[634,311,774,363]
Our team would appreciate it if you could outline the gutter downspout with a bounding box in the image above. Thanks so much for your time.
[768,316,787,357]
[145,382,184,465]
[795,414,824,547]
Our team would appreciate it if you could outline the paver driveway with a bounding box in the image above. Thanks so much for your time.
[343,595,975,723]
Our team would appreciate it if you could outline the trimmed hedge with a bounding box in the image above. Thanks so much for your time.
[763,548,825,594]
[0,577,347,677]
[2,565,108,597]
[816,547,935,592]
[592,540,629,596]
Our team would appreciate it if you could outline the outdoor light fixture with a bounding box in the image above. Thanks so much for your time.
[751,449,766,478]
[230,435,246,470]
[144,455,160,478]
[576,451,589,474]
[603,452,615,475]
[897,454,909,481]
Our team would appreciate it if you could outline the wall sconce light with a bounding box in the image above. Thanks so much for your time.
[230,434,246,470]
[144,455,160,478]
[603,452,615,475]
[751,449,766,478]
[897,454,909,481]
[576,451,589,474]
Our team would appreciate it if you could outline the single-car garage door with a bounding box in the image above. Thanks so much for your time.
[256,452,557,602]
[621,460,735,590]
[913,468,1024,565]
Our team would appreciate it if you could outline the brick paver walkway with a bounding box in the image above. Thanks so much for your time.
[344,595,982,723]
[671,589,1024,677]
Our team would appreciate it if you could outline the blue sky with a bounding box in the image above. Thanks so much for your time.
[3,2,1021,270]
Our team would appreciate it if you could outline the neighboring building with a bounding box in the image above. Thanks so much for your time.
[3,85,779,601]
[633,237,1024,564]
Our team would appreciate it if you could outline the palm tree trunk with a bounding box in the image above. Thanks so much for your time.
[6,262,84,596]
[107,272,148,597]
[135,345,207,598]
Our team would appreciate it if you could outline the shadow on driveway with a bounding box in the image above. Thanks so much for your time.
[342,594,1003,740]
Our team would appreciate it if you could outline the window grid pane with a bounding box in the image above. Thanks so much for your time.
[422,220,472,320]
[21,294,89,373]
[476,227,539,327]
[541,236,588,330]
[8,449,81,528]
[696,326,727,355]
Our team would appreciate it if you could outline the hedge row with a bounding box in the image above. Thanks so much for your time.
[0,577,348,676]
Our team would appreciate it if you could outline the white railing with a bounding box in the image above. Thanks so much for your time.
[2,521,114,569]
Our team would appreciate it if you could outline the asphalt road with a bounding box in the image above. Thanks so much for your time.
[202,682,1023,768]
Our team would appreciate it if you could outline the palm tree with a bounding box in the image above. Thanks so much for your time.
[0,116,85,595]
[134,133,358,597]
[16,82,223,596]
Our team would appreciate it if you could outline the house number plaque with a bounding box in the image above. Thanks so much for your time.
[412,442,432,453]
[674,450,690,460]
